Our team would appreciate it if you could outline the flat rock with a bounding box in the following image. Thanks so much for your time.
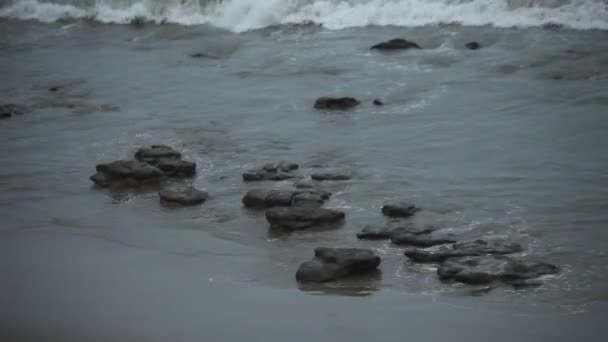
[296,247,381,283]
[382,203,420,218]
[294,180,316,189]
[404,239,524,263]
[243,162,299,182]
[390,232,456,247]
[437,255,559,285]
[265,206,345,230]
[314,97,360,110]
[311,172,352,181]
[292,190,332,207]
[159,187,208,206]
[242,189,331,209]
[156,159,196,177]
[135,145,181,164]
[90,160,164,188]
[371,38,421,50]
[0,104,24,118]
[357,225,436,240]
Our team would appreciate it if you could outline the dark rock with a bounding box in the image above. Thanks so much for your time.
[156,159,196,177]
[90,160,164,188]
[382,203,420,218]
[0,104,24,118]
[294,180,316,189]
[242,189,331,209]
[314,97,360,110]
[390,232,456,247]
[292,190,332,207]
[296,247,381,283]
[373,99,384,106]
[465,41,481,50]
[371,38,421,50]
[437,255,559,285]
[135,145,181,164]
[357,225,436,240]
[243,162,299,182]
[190,52,219,59]
[404,239,524,263]
[242,190,269,208]
[48,86,62,92]
[266,206,345,230]
[266,190,297,207]
[159,187,208,206]
[311,172,352,181]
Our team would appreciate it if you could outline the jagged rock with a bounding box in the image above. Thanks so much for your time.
[314,97,360,110]
[296,247,381,283]
[382,203,420,218]
[311,172,352,181]
[357,225,436,240]
[90,160,164,188]
[371,38,421,50]
[465,41,481,50]
[135,145,181,164]
[0,104,24,118]
[156,159,196,177]
[266,206,345,230]
[159,187,208,206]
[404,239,524,263]
[437,255,559,285]
[242,162,299,182]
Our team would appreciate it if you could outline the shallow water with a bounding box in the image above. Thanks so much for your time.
[1,10,608,341]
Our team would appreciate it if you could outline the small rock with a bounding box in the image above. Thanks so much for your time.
[90,160,164,188]
[266,206,345,230]
[135,145,181,164]
[314,97,360,110]
[242,189,331,209]
[311,172,352,181]
[0,104,24,119]
[390,232,456,247]
[242,190,269,208]
[296,247,381,283]
[437,255,559,285]
[48,86,62,92]
[372,99,384,106]
[243,162,299,182]
[156,159,196,177]
[404,239,524,263]
[465,41,481,50]
[356,225,436,240]
[159,187,208,206]
[294,180,316,189]
[381,203,420,218]
[292,190,331,207]
[371,38,421,50]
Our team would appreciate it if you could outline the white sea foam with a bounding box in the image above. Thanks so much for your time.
[0,0,606,31]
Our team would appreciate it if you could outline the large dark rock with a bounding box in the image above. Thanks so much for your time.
[242,189,331,209]
[90,160,164,188]
[156,159,196,177]
[0,104,24,119]
[296,247,381,283]
[243,162,299,182]
[266,206,345,230]
[404,239,524,263]
[242,190,269,208]
[371,38,421,50]
[437,255,559,285]
[291,190,331,207]
[381,203,420,218]
[465,41,481,50]
[391,232,456,247]
[135,145,181,164]
[159,187,208,206]
[314,97,360,110]
[357,225,436,240]
[311,172,352,181]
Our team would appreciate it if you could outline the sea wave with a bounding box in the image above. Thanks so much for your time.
[0,0,606,32]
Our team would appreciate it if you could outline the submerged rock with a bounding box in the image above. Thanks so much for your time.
[404,239,524,263]
[242,162,299,182]
[296,247,381,283]
[381,203,420,218]
[390,232,456,247]
[356,225,436,240]
[0,104,24,118]
[159,187,208,206]
[90,160,164,188]
[437,255,559,285]
[371,38,421,50]
[465,41,481,50]
[135,145,181,164]
[314,97,360,110]
[265,206,345,230]
[311,172,352,181]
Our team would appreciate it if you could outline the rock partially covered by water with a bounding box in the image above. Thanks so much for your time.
[135,145,182,164]
[0,104,24,119]
[296,247,381,283]
[404,239,524,263]
[156,159,196,177]
[382,203,420,218]
[465,41,481,50]
[291,190,331,207]
[390,232,456,247]
[266,206,345,230]
[438,255,559,285]
[314,97,360,110]
[311,172,352,181]
[243,189,332,208]
[159,187,208,206]
[371,38,421,50]
[373,99,384,106]
[357,225,436,240]
[90,160,164,188]
[243,162,299,182]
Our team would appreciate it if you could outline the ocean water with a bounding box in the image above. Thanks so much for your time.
[1,1,608,341]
